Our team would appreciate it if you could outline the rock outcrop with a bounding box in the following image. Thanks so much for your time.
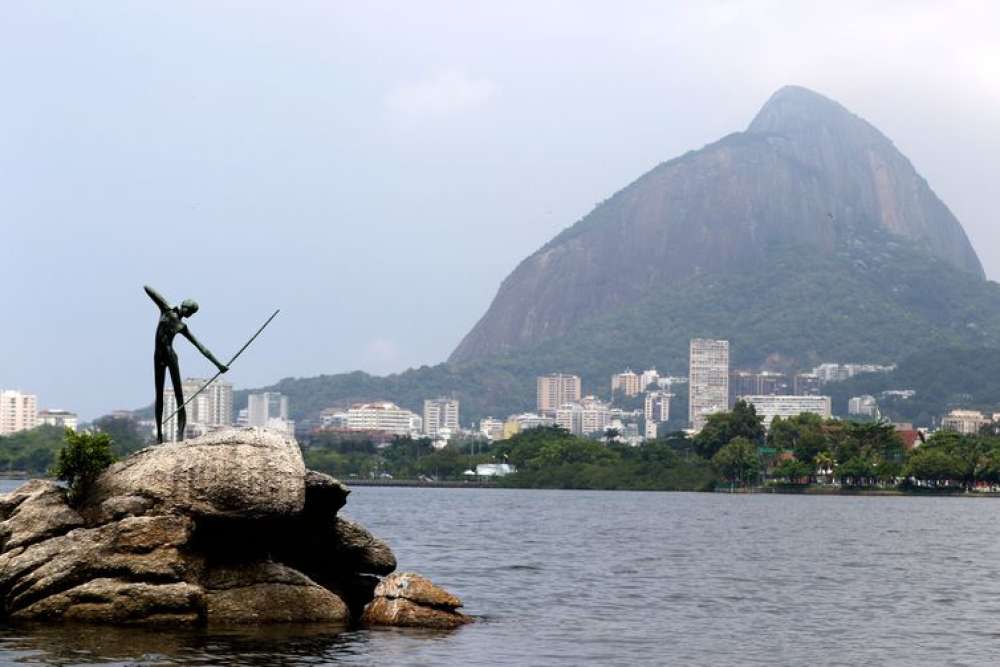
[0,428,467,629]
[362,572,471,629]
[449,85,986,363]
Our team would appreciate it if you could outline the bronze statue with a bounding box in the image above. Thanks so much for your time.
[145,286,228,443]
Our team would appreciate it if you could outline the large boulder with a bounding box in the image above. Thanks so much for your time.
[203,562,349,624]
[88,427,306,520]
[362,572,470,629]
[0,428,462,628]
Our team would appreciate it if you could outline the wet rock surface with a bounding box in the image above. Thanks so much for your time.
[361,573,471,629]
[0,427,466,629]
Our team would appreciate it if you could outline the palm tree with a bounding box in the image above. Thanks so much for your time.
[603,427,621,446]
[815,451,835,485]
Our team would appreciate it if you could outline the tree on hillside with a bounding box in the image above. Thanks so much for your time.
[693,400,765,459]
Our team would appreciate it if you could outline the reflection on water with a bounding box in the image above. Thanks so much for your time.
[3,480,1000,665]
[0,623,466,666]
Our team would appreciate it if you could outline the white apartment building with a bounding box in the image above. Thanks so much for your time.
[941,409,990,435]
[346,402,421,435]
[644,391,673,439]
[741,395,832,429]
[163,378,234,442]
[611,370,642,397]
[555,396,611,436]
[537,374,582,413]
[423,398,460,437]
[689,339,730,432]
[0,390,38,435]
[37,409,78,431]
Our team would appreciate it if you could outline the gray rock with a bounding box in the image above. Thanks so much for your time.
[304,470,350,516]
[0,480,84,552]
[12,579,203,624]
[332,517,397,576]
[362,573,470,629]
[203,562,349,624]
[89,427,306,519]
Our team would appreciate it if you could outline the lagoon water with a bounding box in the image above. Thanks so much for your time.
[2,480,1000,665]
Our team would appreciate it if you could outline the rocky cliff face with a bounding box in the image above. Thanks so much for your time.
[450,86,984,363]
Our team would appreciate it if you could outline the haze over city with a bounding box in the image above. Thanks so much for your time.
[3,1,1000,418]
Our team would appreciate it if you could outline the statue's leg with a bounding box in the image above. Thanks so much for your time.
[154,362,166,444]
[168,357,186,441]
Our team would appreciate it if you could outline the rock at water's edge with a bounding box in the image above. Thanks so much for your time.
[362,572,470,629]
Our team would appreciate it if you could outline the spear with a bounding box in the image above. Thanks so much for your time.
[163,308,280,425]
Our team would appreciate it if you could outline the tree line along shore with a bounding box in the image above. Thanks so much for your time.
[4,403,1000,495]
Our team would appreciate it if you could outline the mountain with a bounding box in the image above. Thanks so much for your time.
[235,85,1000,428]
[450,85,984,363]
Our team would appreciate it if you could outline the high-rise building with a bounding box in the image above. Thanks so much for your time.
[537,374,582,413]
[740,395,832,429]
[611,370,642,397]
[644,391,672,439]
[37,409,78,431]
[689,339,729,432]
[423,398,460,437]
[0,390,38,435]
[161,378,234,442]
[555,396,610,436]
[246,391,293,435]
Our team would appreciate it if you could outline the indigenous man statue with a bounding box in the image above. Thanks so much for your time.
[144,285,228,443]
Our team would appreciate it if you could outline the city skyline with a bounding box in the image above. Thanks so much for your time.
[4,3,1000,419]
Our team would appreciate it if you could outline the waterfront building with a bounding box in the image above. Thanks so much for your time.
[689,339,729,432]
[611,370,642,397]
[346,401,421,435]
[848,395,879,418]
[37,409,78,431]
[479,417,505,441]
[423,397,460,437]
[474,463,516,477]
[0,390,38,435]
[740,395,832,429]
[537,374,582,413]
[941,409,989,435]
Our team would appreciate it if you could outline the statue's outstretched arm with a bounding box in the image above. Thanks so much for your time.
[144,285,170,313]
[181,327,229,373]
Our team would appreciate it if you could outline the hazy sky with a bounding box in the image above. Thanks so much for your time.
[3,1,999,419]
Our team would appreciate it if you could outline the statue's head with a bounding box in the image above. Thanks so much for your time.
[179,299,199,317]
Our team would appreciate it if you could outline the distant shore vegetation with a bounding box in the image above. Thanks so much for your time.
[7,405,1000,494]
